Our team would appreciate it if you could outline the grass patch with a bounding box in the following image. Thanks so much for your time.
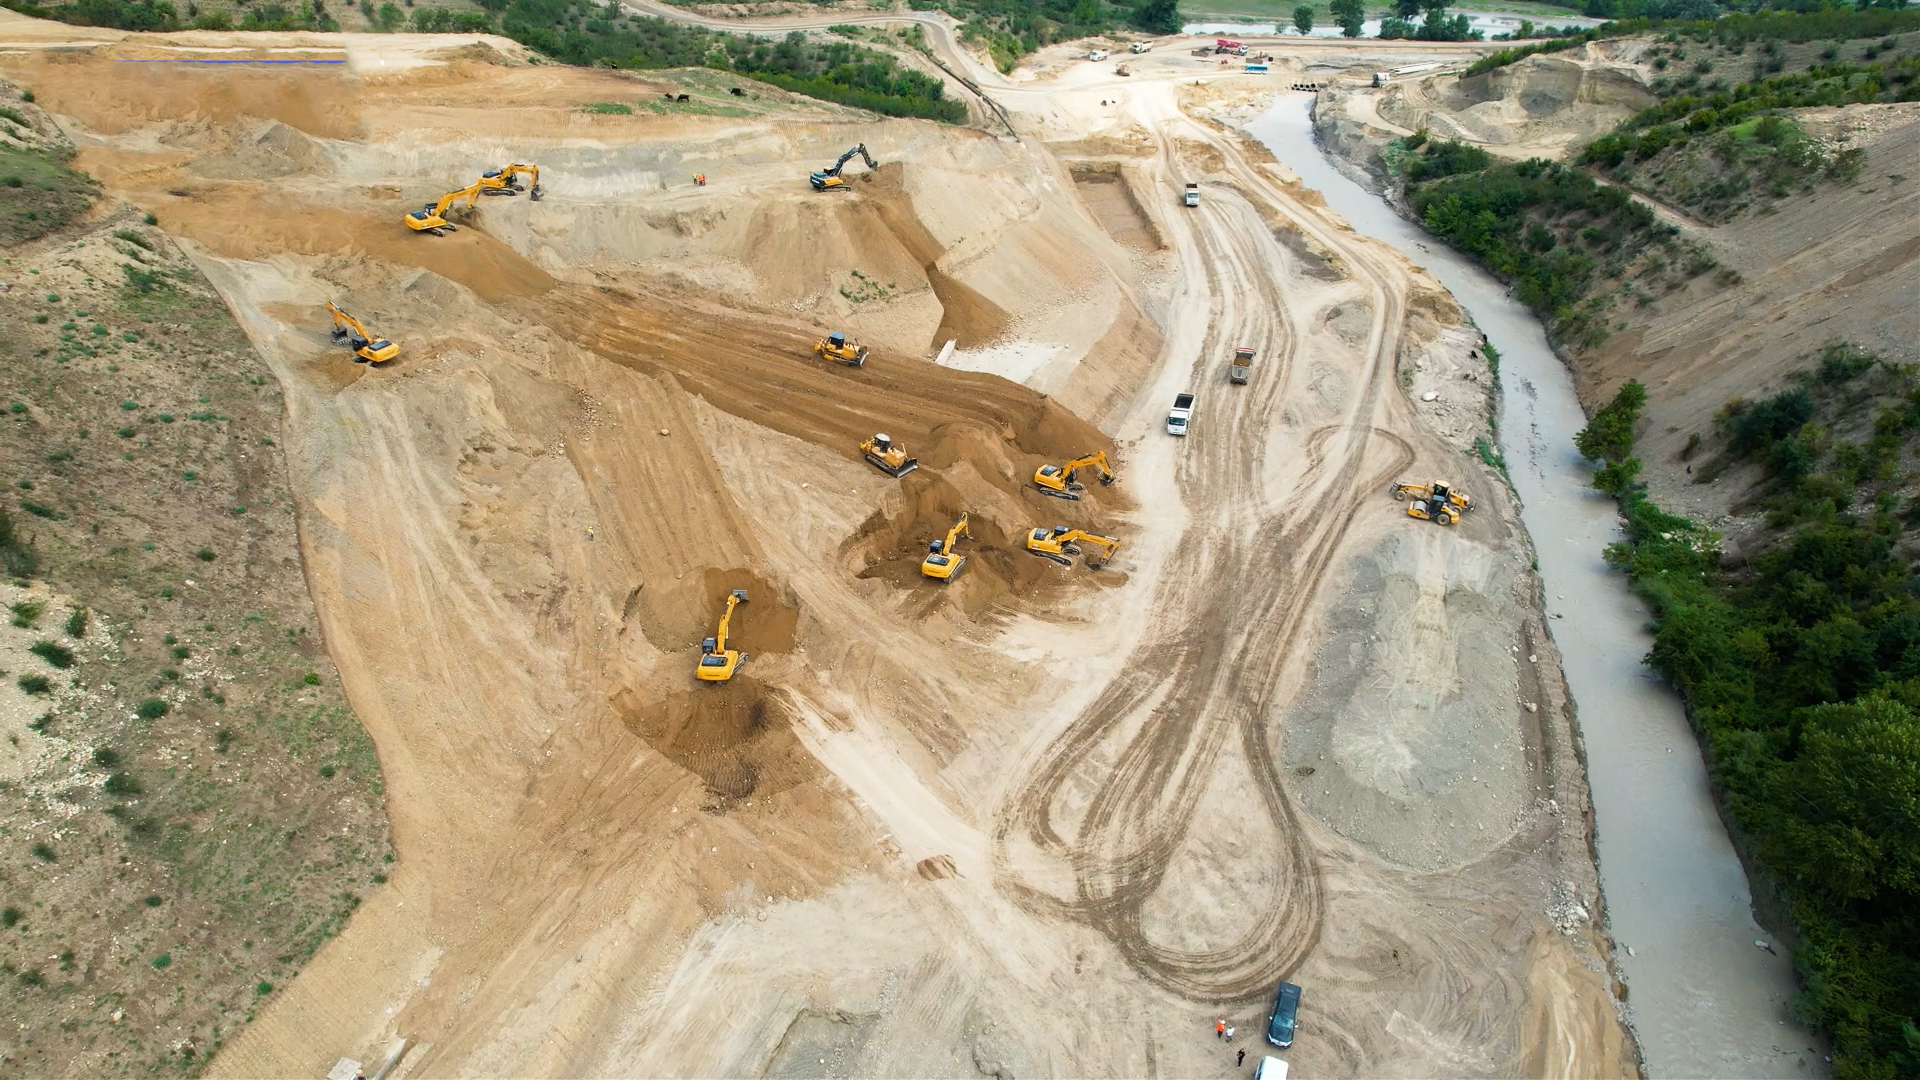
[134,698,169,720]
[0,145,97,245]
[579,101,633,115]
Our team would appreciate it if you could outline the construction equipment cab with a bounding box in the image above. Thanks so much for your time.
[478,163,543,200]
[1167,393,1195,436]
[1184,183,1200,207]
[920,513,972,580]
[1025,526,1120,568]
[1033,451,1114,500]
[326,301,399,365]
[815,331,868,367]
[405,181,484,234]
[1392,478,1474,525]
[1230,347,1254,385]
[696,589,749,682]
[859,433,919,478]
[810,144,878,191]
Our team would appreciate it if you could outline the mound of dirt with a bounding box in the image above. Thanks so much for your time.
[1379,54,1654,153]
[846,471,1079,617]
[698,567,798,656]
[1281,529,1528,870]
[613,675,816,806]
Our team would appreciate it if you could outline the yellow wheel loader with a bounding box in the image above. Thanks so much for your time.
[1033,450,1115,500]
[478,162,543,200]
[404,180,485,234]
[859,433,920,478]
[1025,526,1120,568]
[815,331,868,367]
[921,512,973,581]
[1391,478,1473,526]
[326,301,399,365]
[696,589,750,683]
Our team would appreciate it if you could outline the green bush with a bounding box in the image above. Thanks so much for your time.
[496,6,966,123]
[17,674,51,695]
[29,640,74,669]
[91,746,119,767]
[134,698,169,720]
[103,771,142,795]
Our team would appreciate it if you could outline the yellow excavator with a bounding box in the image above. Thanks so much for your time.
[325,301,399,365]
[404,180,485,234]
[696,589,750,683]
[920,513,973,581]
[1033,451,1115,500]
[810,144,878,191]
[1391,478,1474,526]
[814,331,868,367]
[1025,525,1120,568]
[478,163,544,200]
[859,433,919,478]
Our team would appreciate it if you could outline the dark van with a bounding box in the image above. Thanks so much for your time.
[1266,982,1302,1048]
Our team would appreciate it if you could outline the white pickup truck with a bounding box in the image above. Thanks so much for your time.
[1167,392,1195,435]
[1183,183,1200,207]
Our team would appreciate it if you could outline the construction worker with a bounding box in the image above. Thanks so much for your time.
[693,173,707,186]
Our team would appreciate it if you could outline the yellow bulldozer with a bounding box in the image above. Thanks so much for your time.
[326,301,399,365]
[1025,525,1120,568]
[404,180,485,234]
[695,589,750,683]
[1033,450,1115,500]
[920,512,973,581]
[478,162,544,200]
[815,331,868,367]
[859,433,920,478]
[1391,478,1474,526]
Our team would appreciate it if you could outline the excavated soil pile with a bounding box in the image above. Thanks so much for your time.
[847,472,1074,616]
[615,675,816,807]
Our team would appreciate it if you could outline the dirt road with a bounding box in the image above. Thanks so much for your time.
[3,21,1627,1077]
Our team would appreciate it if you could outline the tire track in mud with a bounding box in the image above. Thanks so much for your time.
[993,134,1415,1002]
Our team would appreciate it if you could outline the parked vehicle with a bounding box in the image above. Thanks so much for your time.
[1088,49,1110,61]
[1130,40,1153,53]
[1245,63,1269,74]
[1371,71,1390,87]
[1253,1057,1290,1080]
[1266,982,1302,1048]
[1183,183,1200,207]
[1229,346,1254,384]
[1166,392,1195,436]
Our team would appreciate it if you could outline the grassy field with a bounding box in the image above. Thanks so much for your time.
[0,81,389,1078]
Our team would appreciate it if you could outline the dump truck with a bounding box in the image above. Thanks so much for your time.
[1166,392,1195,436]
[1130,40,1152,53]
[1229,347,1254,384]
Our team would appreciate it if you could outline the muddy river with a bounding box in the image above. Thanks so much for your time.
[1244,97,1824,1078]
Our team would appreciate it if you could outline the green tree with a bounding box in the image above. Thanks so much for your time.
[1131,0,1181,34]
[1293,3,1314,34]
[1574,379,1647,464]
[1329,0,1365,36]
[1393,0,1422,19]
[1764,694,1920,906]
[376,0,401,30]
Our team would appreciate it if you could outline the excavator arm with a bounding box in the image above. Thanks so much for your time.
[697,589,750,681]
[810,144,880,191]
[1026,526,1119,567]
[405,181,485,233]
[922,513,972,580]
[480,163,543,200]
[326,300,399,365]
[1033,450,1116,500]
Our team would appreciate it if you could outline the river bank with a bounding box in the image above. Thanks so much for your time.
[1239,93,1823,1079]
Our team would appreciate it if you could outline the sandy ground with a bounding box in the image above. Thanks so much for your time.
[2,18,1631,1077]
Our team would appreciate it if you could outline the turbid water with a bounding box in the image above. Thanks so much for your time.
[1244,95,1824,1078]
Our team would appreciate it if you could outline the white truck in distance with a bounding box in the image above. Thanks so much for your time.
[1088,49,1109,61]
[1167,393,1195,435]
[1184,183,1200,207]
[1130,40,1153,52]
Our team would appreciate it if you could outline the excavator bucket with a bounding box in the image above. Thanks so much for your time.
[730,589,748,601]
